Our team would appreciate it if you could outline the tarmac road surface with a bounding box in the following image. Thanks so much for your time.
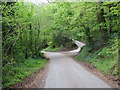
[41,40,111,88]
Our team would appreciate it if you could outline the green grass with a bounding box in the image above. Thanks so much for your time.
[76,55,118,76]
[75,45,118,77]
[42,46,63,52]
[3,58,47,88]
[81,57,117,75]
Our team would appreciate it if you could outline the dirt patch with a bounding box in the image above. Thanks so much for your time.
[72,57,120,88]
[5,60,49,88]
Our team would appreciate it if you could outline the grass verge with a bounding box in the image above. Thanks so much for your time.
[75,43,118,77]
[76,55,118,76]
[42,46,63,52]
[2,58,47,88]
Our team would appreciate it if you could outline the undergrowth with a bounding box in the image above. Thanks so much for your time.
[2,58,47,88]
[42,46,64,52]
[76,37,119,77]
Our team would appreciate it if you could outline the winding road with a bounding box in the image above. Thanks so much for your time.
[41,40,112,88]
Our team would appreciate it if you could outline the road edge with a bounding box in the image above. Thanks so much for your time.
[71,56,120,89]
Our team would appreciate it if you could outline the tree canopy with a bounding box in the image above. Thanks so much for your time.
[2,1,119,88]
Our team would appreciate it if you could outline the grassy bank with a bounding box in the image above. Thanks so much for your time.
[3,58,47,88]
[76,38,119,77]
[42,46,64,52]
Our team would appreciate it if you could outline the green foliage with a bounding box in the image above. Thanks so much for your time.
[3,58,47,88]
[52,31,72,47]
[2,2,49,65]
[2,1,119,88]
[2,2,49,88]
[76,37,118,77]
[43,46,63,52]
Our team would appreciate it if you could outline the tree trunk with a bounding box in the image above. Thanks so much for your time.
[83,25,94,49]
[96,2,108,47]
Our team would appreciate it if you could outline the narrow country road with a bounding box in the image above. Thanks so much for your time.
[42,52,111,88]
[41,40,112,88]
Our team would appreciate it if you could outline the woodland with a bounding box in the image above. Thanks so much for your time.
[2,1,119,87]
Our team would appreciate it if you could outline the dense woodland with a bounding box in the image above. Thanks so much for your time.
[2,1,119,87]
